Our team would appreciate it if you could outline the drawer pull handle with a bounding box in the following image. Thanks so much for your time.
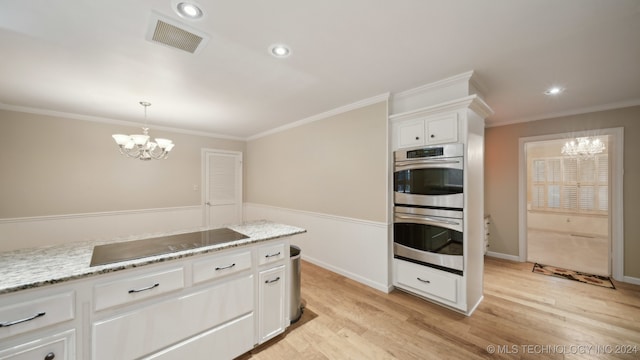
[45,352,55,360]
[265,252,281,258]
[265,276,281,284]
[128,283,160,294]
[417,277,431,284]
[215,263,236,271]
[0,311,46,327]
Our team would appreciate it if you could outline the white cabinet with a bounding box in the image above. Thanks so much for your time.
[390,91,492,315]
[92,275,253,360]
[396,119,425,148]
[394,259,459,304]
[393,112,458,149]
[258,265,286,344]
[0,329,75,360]
[192,250,251,284]
[93,267,184,312]
[0,292,74,341]
[0,236,294,360]
[143,314,253,360]
[425,113,458,145]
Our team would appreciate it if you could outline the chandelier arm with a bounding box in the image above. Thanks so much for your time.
[148,147,170,160]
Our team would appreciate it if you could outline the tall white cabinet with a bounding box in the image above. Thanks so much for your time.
[389,71,492,316]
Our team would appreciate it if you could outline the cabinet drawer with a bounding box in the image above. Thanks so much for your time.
[0,292,74,340]
[0,329,75,360]
[192,251,251,284]
[143,313,253,360]
[396,260,458,303]
[94,267,184,311]
[93,275,253,360]
[258,243,285,266]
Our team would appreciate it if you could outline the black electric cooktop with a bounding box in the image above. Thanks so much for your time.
[90,228,249,267]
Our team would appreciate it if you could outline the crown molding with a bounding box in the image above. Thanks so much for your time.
[486,98,640,128]
[0,103,245,141]
[246,92,390,141]
[392,71,475,100]
[389,94,494,121]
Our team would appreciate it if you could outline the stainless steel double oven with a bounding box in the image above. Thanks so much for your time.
[393,143,464,275]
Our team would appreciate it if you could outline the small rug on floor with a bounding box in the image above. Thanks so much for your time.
[532,263,615,289]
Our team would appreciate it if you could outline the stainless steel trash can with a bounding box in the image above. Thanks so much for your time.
[289,245,302,323]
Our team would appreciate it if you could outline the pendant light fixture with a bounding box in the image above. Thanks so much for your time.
[112,102,174,160]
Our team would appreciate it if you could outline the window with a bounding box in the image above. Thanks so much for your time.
[530,155,608,214]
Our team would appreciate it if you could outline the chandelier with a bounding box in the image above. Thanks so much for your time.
[561,137,605,159]
[112,102,174,160]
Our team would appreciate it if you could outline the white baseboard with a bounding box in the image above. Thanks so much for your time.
[301,254,390,293]
[0,206,204,252]
[485,251,521,262]
[244,203,391,292]
[622,276,640,286]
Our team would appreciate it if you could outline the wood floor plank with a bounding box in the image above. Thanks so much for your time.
[238,257,640,359]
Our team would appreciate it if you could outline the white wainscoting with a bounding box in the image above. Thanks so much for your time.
[0,206,204,252]
[244,203,392,293]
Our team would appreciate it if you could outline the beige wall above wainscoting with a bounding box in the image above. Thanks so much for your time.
[245,101,388,223]
[244,99,390,291]
[0,109,245,250]
[485,105,640,279]
[0,109,245,218]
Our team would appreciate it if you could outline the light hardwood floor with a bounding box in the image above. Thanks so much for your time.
[238,258,640,359]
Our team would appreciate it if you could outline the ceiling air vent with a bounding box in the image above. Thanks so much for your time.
[146,12,209,54]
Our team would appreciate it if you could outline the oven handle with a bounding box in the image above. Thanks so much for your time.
[395,215,460,226]
[395,214,463,232]
[394,160,462,172]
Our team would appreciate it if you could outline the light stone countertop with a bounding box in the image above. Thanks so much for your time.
[0,220,306,295]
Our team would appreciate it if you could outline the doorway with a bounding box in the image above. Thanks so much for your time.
[525,137,610,275]
[518,128,624,281]
[202,149,243,228]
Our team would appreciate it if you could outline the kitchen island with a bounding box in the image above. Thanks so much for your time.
[0,220,305,359]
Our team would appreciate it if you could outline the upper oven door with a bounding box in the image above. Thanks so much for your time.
[393,156,463,208]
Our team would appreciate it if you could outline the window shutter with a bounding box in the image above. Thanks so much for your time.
[547,159,561,182]
[578,185,595,211]
[597,155,608,183]
[547,185,560,208]
[532,185,545,208]
[533,160,545,182]
[564,158,577,182]
[562,185,578,210]
[579,158,596,182]
[598,186,608,211]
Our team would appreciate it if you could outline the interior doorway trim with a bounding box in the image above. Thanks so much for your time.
[518,127,624,281]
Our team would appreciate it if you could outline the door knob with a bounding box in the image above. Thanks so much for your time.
[205,201,212,206]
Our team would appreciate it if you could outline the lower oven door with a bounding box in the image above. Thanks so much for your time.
[393,208,464,273]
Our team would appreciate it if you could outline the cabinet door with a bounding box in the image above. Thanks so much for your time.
[425,113,458,144]
[396,120,425,148]
[0,329,75,360]
[258,266,286,344]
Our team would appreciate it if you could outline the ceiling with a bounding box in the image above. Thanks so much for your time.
[1,0,639,139]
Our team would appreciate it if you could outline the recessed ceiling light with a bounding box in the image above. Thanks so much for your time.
[269,44,291,58]
[544,86,564,96]
[175,2,203,20]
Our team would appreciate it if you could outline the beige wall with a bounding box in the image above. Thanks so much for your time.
[485,105,640,278]
[0,109,245,218]
[245,101,388,223]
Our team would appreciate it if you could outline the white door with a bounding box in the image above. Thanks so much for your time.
[203,150,242,229]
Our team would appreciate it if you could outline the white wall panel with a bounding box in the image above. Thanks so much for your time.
[244,203,391,293]
[0,206,204,251]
